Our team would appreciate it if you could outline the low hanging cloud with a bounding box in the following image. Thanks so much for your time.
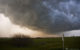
[0,0,80,33]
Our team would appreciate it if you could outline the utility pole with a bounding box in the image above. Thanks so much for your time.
[62,33,64,50]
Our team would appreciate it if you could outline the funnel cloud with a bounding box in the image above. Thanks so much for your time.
[0,0,80,33]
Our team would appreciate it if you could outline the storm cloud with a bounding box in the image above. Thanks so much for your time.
[0,0,80,33]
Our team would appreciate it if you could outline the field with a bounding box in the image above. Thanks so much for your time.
[0,37,80,50]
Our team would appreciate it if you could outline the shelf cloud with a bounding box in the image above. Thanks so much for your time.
[0,0,80,34]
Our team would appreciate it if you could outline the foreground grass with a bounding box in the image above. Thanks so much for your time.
[0,37,80,50]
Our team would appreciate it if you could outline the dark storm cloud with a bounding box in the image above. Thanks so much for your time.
[0,0,80,33]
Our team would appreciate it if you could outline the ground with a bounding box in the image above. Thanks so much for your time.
[0,37,80,50]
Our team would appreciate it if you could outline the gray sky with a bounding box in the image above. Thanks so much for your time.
[0,0,80,37]
[64,30,80,37]
[0,13,80,37]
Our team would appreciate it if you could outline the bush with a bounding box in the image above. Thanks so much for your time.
[11,34,34,47]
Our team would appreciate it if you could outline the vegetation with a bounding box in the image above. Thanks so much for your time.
[11,34,34,47]
[0,36,80,50]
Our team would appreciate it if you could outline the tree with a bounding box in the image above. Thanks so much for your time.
[11,34,33,47]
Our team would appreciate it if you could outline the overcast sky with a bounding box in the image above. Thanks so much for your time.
[0,0,80,37]
[0,13,80,37]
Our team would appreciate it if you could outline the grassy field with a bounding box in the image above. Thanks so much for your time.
[0,37,80,50]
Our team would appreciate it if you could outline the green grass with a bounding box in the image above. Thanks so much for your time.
[0,37,80,50]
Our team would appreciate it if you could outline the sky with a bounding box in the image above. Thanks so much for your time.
[0,13,59,37]
[0,0,80,37]
[0,11,80,38]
